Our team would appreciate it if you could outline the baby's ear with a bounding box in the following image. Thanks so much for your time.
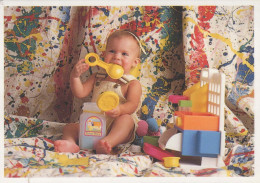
[100,51,105,58]
[133,58,141,67]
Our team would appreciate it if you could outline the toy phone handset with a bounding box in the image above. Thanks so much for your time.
[85,53,124,79]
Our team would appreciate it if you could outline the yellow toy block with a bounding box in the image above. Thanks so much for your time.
[183,82,208,113]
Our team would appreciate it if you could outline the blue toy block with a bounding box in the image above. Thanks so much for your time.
[182,130,197,156]
[198,131,221,155]
[181,130,218,157]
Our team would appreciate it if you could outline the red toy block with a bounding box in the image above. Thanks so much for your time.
[143,143,175,161]
[168,95,189,104]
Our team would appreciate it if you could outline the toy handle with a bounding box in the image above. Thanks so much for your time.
[85,52,124,79]
[85,53,109,69]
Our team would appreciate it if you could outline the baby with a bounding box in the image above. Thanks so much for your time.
[54,30,143,154]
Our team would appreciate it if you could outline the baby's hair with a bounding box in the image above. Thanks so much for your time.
[106,29,146,57]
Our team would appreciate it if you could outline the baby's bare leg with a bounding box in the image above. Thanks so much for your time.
[95,114,134,154]
[54,123,80,153]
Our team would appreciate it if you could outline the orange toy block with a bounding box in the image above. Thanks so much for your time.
[175,111,219,131]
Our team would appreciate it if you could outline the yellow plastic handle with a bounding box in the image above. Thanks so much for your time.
[85,53,124,79]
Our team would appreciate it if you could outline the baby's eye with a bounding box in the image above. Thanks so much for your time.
[122,52,129,56]
[109,50,115,53]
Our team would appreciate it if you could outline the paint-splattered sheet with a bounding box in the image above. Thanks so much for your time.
[4,6,254,177]
[4,112,254,177]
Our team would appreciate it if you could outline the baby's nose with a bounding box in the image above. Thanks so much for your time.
[113,53,121,60]
[112,54,122,64]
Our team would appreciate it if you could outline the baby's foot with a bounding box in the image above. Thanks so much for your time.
[95,139,112,154]
[54,140,80,153]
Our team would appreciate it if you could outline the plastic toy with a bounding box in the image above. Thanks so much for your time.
[181,130,220,157]
[97,91,119,111]
[178,100,192,111]
[143,143,175,161]
[159,68,225,168]
[197,131,221,155]
[174,111,219,131]
[183,82,208,113]
[168,95,189,104]
[85,53,124,79]
[163,157,180,168]
[79,102,106,150]
[143,136,160,147]
[168,95,189,112]
[158,127,181,151]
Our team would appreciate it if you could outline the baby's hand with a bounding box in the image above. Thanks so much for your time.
[105,106,121,118]
[71,59,89,78]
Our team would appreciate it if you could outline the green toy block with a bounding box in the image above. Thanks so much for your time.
[143,136,160,147]
[178,100,192,107]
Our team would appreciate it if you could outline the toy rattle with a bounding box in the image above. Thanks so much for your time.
[85,53,124,79]
[97,91,119,112]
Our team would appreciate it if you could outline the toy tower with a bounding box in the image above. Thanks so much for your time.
[159,68,225,167]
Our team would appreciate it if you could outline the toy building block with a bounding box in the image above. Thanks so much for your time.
[181,130,218,157]
[168,95,189,111]
[174,111,219,131]
[143,143,175,161]
[160,129,220,156]
[164,133,182,151]
[183,82,201,96]
[178,100,192,111]
[198,131,221,155]
[158,128,179,150]
[183,82,208,113]
[168,95,189,103]
[143,136,160,147]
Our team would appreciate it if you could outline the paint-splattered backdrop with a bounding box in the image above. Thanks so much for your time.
[4,6,254,131]
[4,6,254,177]
[4,6,185,126]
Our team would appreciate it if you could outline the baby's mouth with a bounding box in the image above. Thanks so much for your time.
[111,63,121,66]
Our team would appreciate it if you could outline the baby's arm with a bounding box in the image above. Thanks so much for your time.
[70,59,96,98]
[106,80,142,117]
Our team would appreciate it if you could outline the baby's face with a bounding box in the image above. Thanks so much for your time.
[104,36,140,74]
